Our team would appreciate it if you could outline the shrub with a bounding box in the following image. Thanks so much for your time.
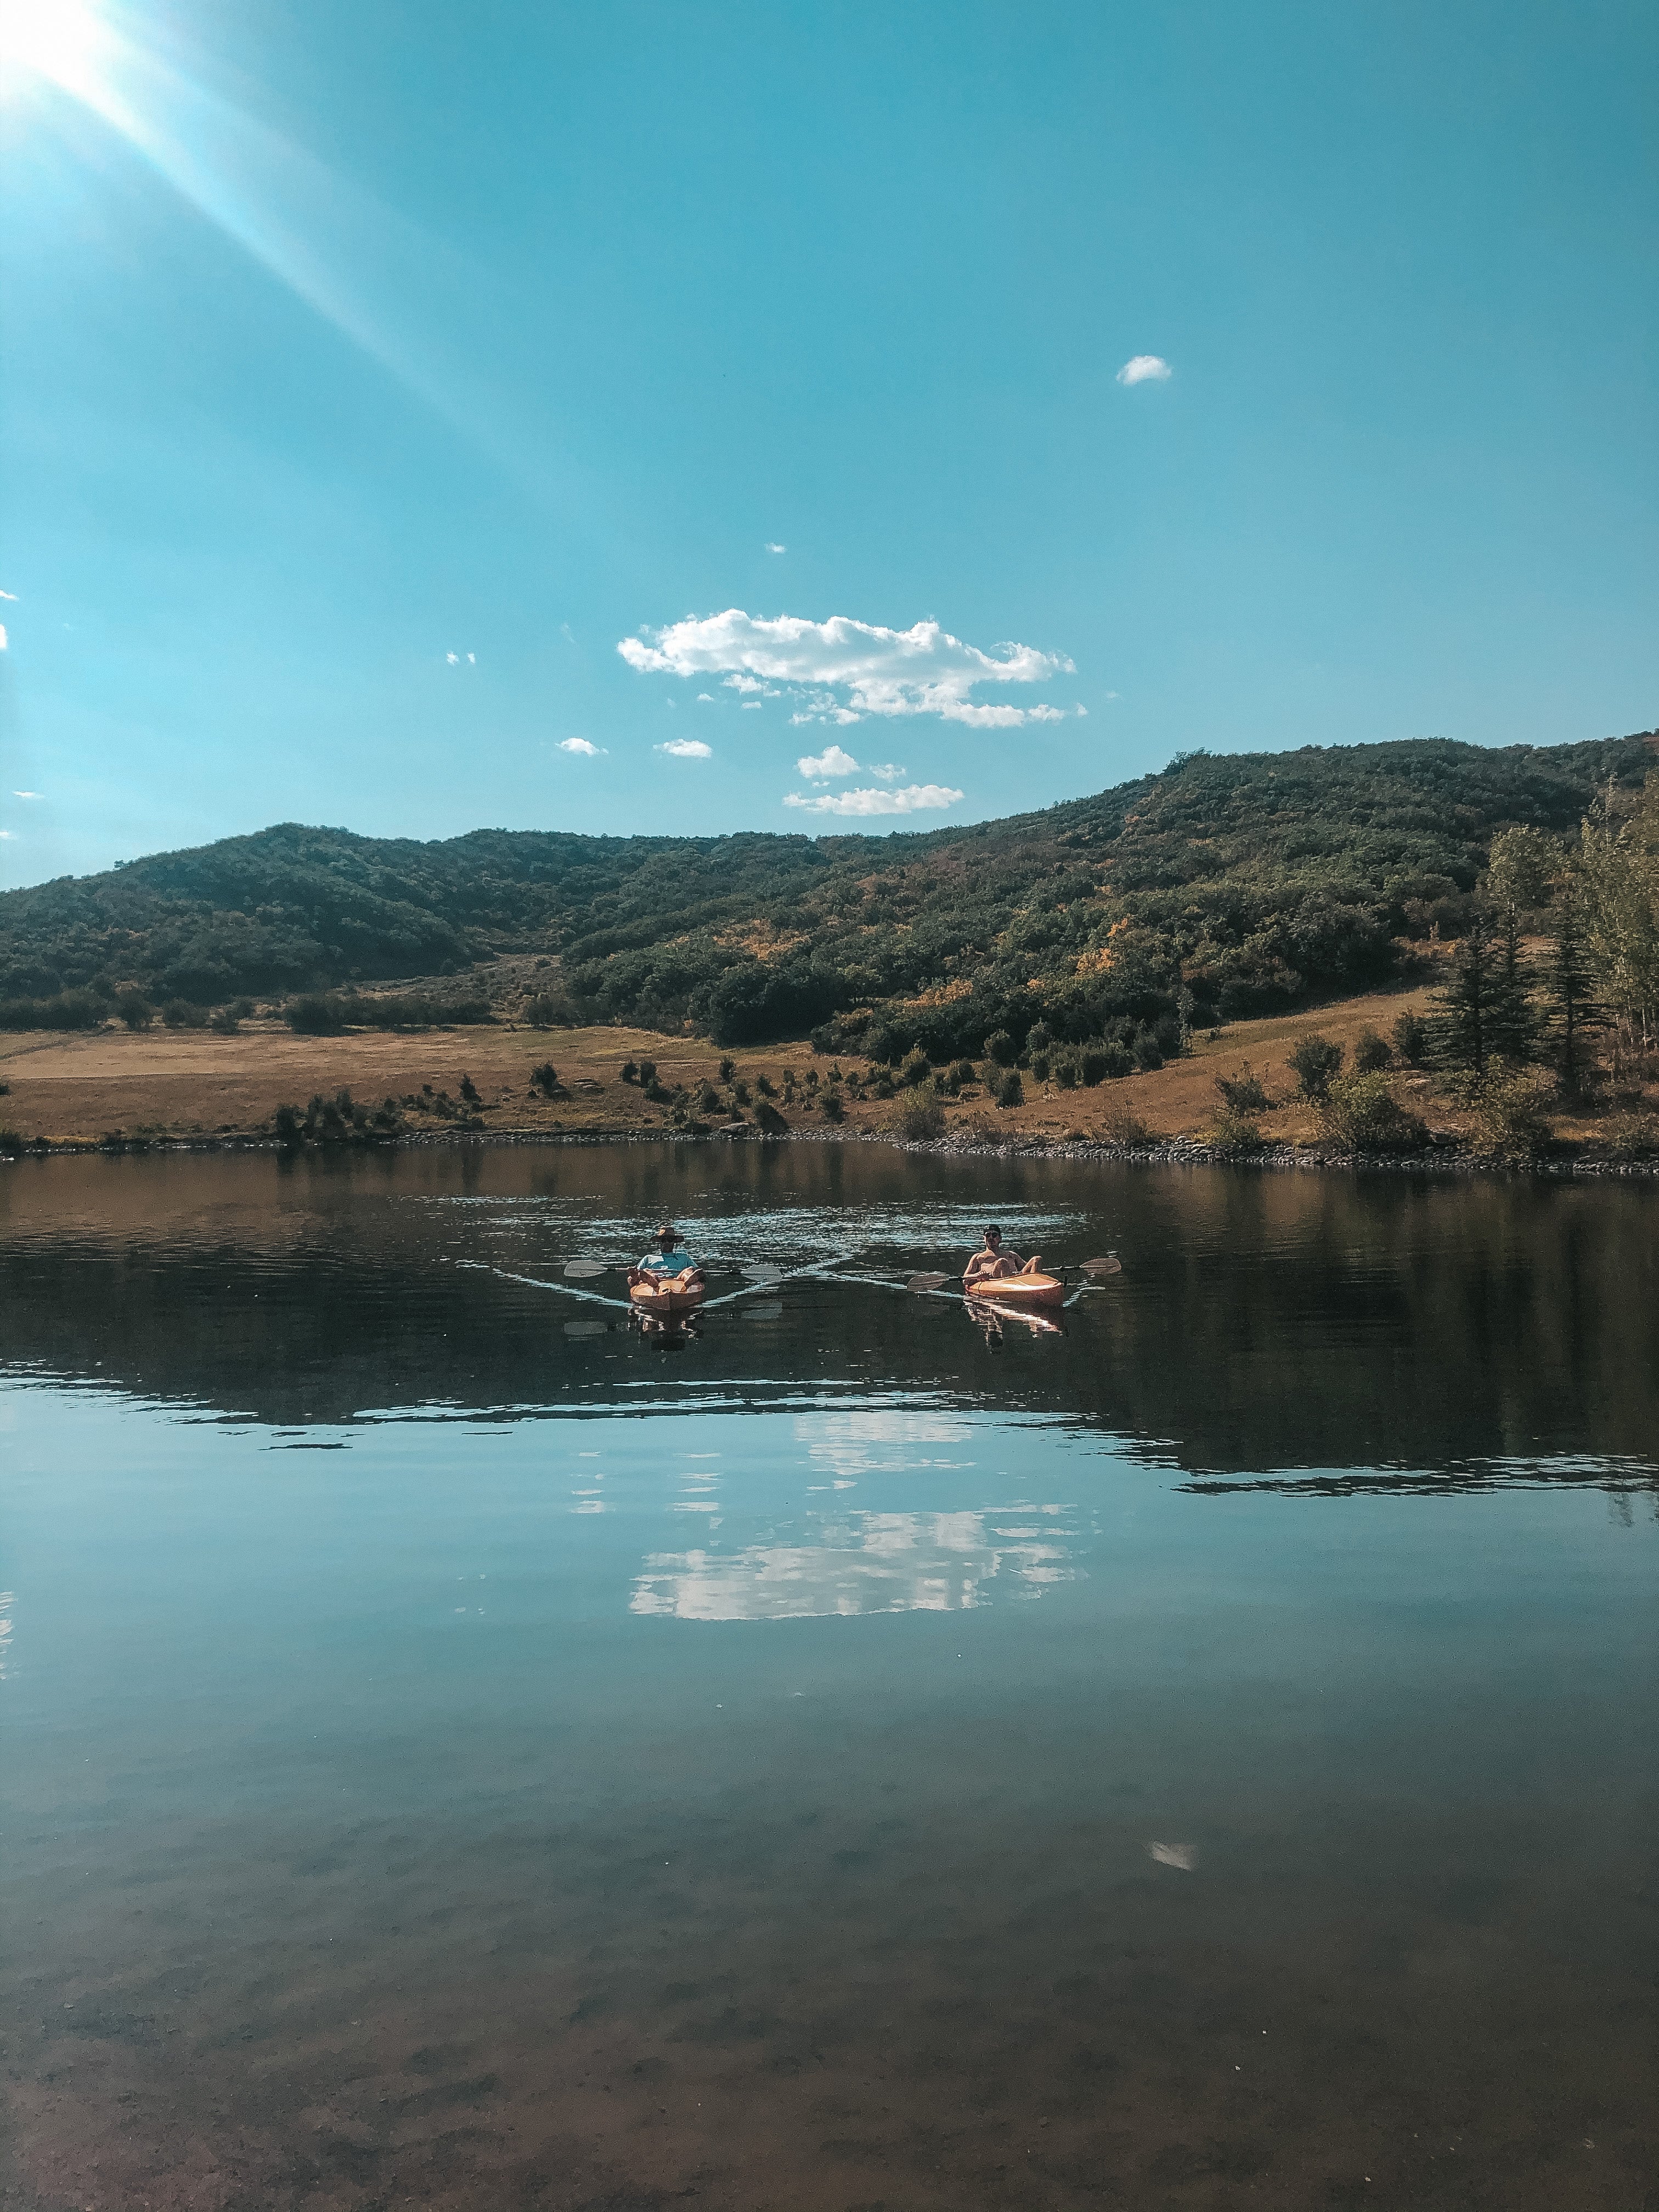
[1392,1011,1430,1067]
[695,1077,720,1113]
[162,998,207,1029]
[994,1069,1024,1109]
[1317,1073,1430,1153]
[521,993,572,1028]
[1079,1046,1114,1087]
[636,1059,657,1088]
[889,1085,945,1141]
[733,1079,752,1105]
[753,1098,789,1136]
[1029,1052,1050,1081]
[1214,1065,1270,1113]
[644,1080,672,1104]
[531,1062,562,1099]
[1288,1032,1344,1101]
[820,1087,846,1122]
[755,1072,776,1097]
[287,994,347,1036]
[619,1059,638,1084]
[1053,1057,1077,1089]
[949,1059,977,1088]
[1465,1069,1554,1165]
[459,1073,481,1105]
[1132,1030,1164,1071]
[1605,1110,1659,1159]
[871,1076,895,1099]
[1210,1108,1263,1155]
[208,1007,240,1035]
[0,988,107,1031]
[116,989,155,1031]
[1352,1026,1393,1074]
[984,1029,1017,1067]
[1101,1101,1155,1147]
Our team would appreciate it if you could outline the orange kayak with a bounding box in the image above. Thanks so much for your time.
[630,1277,706,1318]
[966,1271,1065,1309]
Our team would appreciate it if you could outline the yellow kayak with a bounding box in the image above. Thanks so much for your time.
[630,1277,706,1318]
[966,1269,1065,1310]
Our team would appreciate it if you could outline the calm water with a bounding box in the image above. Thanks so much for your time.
[2,1143,1656,2211]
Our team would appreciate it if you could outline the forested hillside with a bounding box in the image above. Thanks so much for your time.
[2,732,1651,1051]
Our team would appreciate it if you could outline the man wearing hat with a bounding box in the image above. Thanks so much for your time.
[627,1223,704,1290]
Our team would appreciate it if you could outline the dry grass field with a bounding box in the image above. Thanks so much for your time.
[5,951,1651,1159]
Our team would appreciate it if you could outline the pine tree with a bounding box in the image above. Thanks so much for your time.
[1486,905,1536,1066]
[1433,910,1495,1079]
[1544,880,1600,1098]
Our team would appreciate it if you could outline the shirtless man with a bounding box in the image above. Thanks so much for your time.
[626,1223,706,1289]
[963,1224,1042,1286]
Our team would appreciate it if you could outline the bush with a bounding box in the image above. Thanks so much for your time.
[820,1087,845,1122]
[984,1029,1017,1067]
[531,1062,562,1099]
[1316,1073,1430,1153]
[287,994,347,1036]
[208,1007,240,1034]
[1132,1030,1163,1071]
[949,1059,977,1088]
[1072,1046,1105,1087]
[522,992,573,1028]
[116,989,155,1031]
[994,1069,1024,1109]
[273,1088,403,1147]
[1210,1108,1263,1155]
[695,1077,720,1113]
[718,1056,736,1081]
[1352,1026,1393,1074]
[889,1085,945,1141]
[636,1059,657,1088]
[1465,1069,1554,1165]
[1605,1110,1659,1159]
[1288,1032,1344,1101]
[0,988,107,1031]
[1029,1052,1050,1081]
[162,998,207,1029]
[752,1098,789,1137]
[1101,1101,1155,1147]
[898,1050,930,1088]
[733,1078,752,1105]
[1053,1058,1077,1090]
[1392,1011,1429,1066]
[754,1073,776,1097]
[619,1059,639,1084]
[459,1073,481,1105]
[1214,1065,1270,1113]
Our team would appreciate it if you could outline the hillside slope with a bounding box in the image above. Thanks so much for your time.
[2,731,1651,1049]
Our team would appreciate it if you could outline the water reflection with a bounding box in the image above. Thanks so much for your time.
[630,1503,1079,1619]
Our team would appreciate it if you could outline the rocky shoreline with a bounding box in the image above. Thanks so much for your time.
[4,1121,1656,1179]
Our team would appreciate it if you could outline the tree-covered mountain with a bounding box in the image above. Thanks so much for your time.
[3,731,1652,1049]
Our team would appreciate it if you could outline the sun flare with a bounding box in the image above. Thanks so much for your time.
[0,0,112,101]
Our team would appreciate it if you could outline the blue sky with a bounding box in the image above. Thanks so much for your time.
[1,0,1654,886]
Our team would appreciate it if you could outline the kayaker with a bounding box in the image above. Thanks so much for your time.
[963,1224,1041,1285]
[627,1223,704,1289]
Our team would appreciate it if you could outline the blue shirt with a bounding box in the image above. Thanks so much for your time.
[639,1246,696,1273]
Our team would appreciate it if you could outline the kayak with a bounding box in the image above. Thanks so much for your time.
[966,1270,1065,1310]
[630,1277,706,1318]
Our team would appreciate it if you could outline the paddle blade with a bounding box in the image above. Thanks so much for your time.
[906,1272,952,1292]
[1082,1255,1122,1278]
[563,1260,609,1278]
[740,1262,783,1283]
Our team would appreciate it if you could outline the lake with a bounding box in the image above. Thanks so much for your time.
[2,1141,1655,2211]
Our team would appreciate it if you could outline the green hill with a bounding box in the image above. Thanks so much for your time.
[2,731,1651,1051]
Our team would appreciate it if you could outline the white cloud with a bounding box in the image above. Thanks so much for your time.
[765,542,786,554]
[1116,354,1171,386]
[619,610,1072,727]
[0,588,16,600]
[797,743,862,780]
[741,700,763,709]
[13,789,42,799]
[696,692,715,702]
[783,782,964,818]
[0,828,13,839]
[868,763,906,781]
[0,627,7,652]
[658,737,713,760]
[556,738,605,757]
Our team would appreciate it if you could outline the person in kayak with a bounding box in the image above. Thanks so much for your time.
[963,1224,1043,1285]
[627,1223,705,1289]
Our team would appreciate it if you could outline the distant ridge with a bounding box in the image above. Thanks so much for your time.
[3,731,1652,1049]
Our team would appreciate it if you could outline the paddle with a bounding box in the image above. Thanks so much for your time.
[1081,1255,1122,1279]
[906,1272,955,1293]
[740,1261,783,1283]
[563,1259,610,1278]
